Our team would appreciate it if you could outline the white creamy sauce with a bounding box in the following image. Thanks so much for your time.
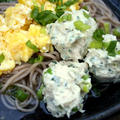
[43,61,91,118]
[85,35,120,82]
[47,9,97,60]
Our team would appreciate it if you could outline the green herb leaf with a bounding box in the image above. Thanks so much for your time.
[28,55,44,64]
[104,23,110,34]
[37,10,58,26]
[45,68,53,74]
[37,84,44,100]
[15,89,29,102]
[93,28,105,41]
[58,13,72,22]
[26,40,39,52]
[64,0,79,7]
[106,41,117,56]
[0,53,5,64]
[83,11,90,19]
[113,27,120,38]
[74,20,91,32]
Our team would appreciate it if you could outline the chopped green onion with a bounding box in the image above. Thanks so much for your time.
[83,11,90,19]
[37,10,58,26]
[61,0,63,5]
[28,55,44,64]
[26,40,39,52]
[41,4,44,11]
[64,0,79,7]
[31,6,39,22]
[82,75,89,80]
[37,84,44,100]
[113,27,120,38]
[74,20,91,32]
[89,40,103,49]
[0,53,5,64]
[117,50,120,55]
[72,107,78,112]
[106,41,117,56]
[82,84,90,93]
[93,28,105,41]
[104,23,110,34]
[82,6,88,11]
[15,89,29,102]
[103,42,110,49]
[48,0,59,3]
[58,13,72,22]
[44,68,53,74]
[55,5,66,17]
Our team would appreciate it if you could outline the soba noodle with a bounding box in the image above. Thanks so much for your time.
[0,0,120,112]
[0,51,60,112]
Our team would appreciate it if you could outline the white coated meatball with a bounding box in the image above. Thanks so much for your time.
[43,61,92,118]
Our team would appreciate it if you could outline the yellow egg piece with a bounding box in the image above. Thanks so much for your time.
[4,30,34,63]
[44,1,56,12]
[0,49,15,73]
[0,15,9,32]
[5,3,32,30]
[28,24,51,52]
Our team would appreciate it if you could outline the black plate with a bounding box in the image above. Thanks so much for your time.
[0,0,120,120]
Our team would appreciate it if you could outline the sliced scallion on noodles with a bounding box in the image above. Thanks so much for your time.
[28,55,44,64]
[104,23,110,34]
[37,84,44,100]
[113,27,120,38]
[15,89,29,102]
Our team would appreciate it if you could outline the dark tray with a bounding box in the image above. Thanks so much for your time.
[0,0,120,120]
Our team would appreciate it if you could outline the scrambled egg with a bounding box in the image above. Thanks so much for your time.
[4,30,34,63]
[4,25,51,63]
[5,3,32,30]
[0,41,15,73]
